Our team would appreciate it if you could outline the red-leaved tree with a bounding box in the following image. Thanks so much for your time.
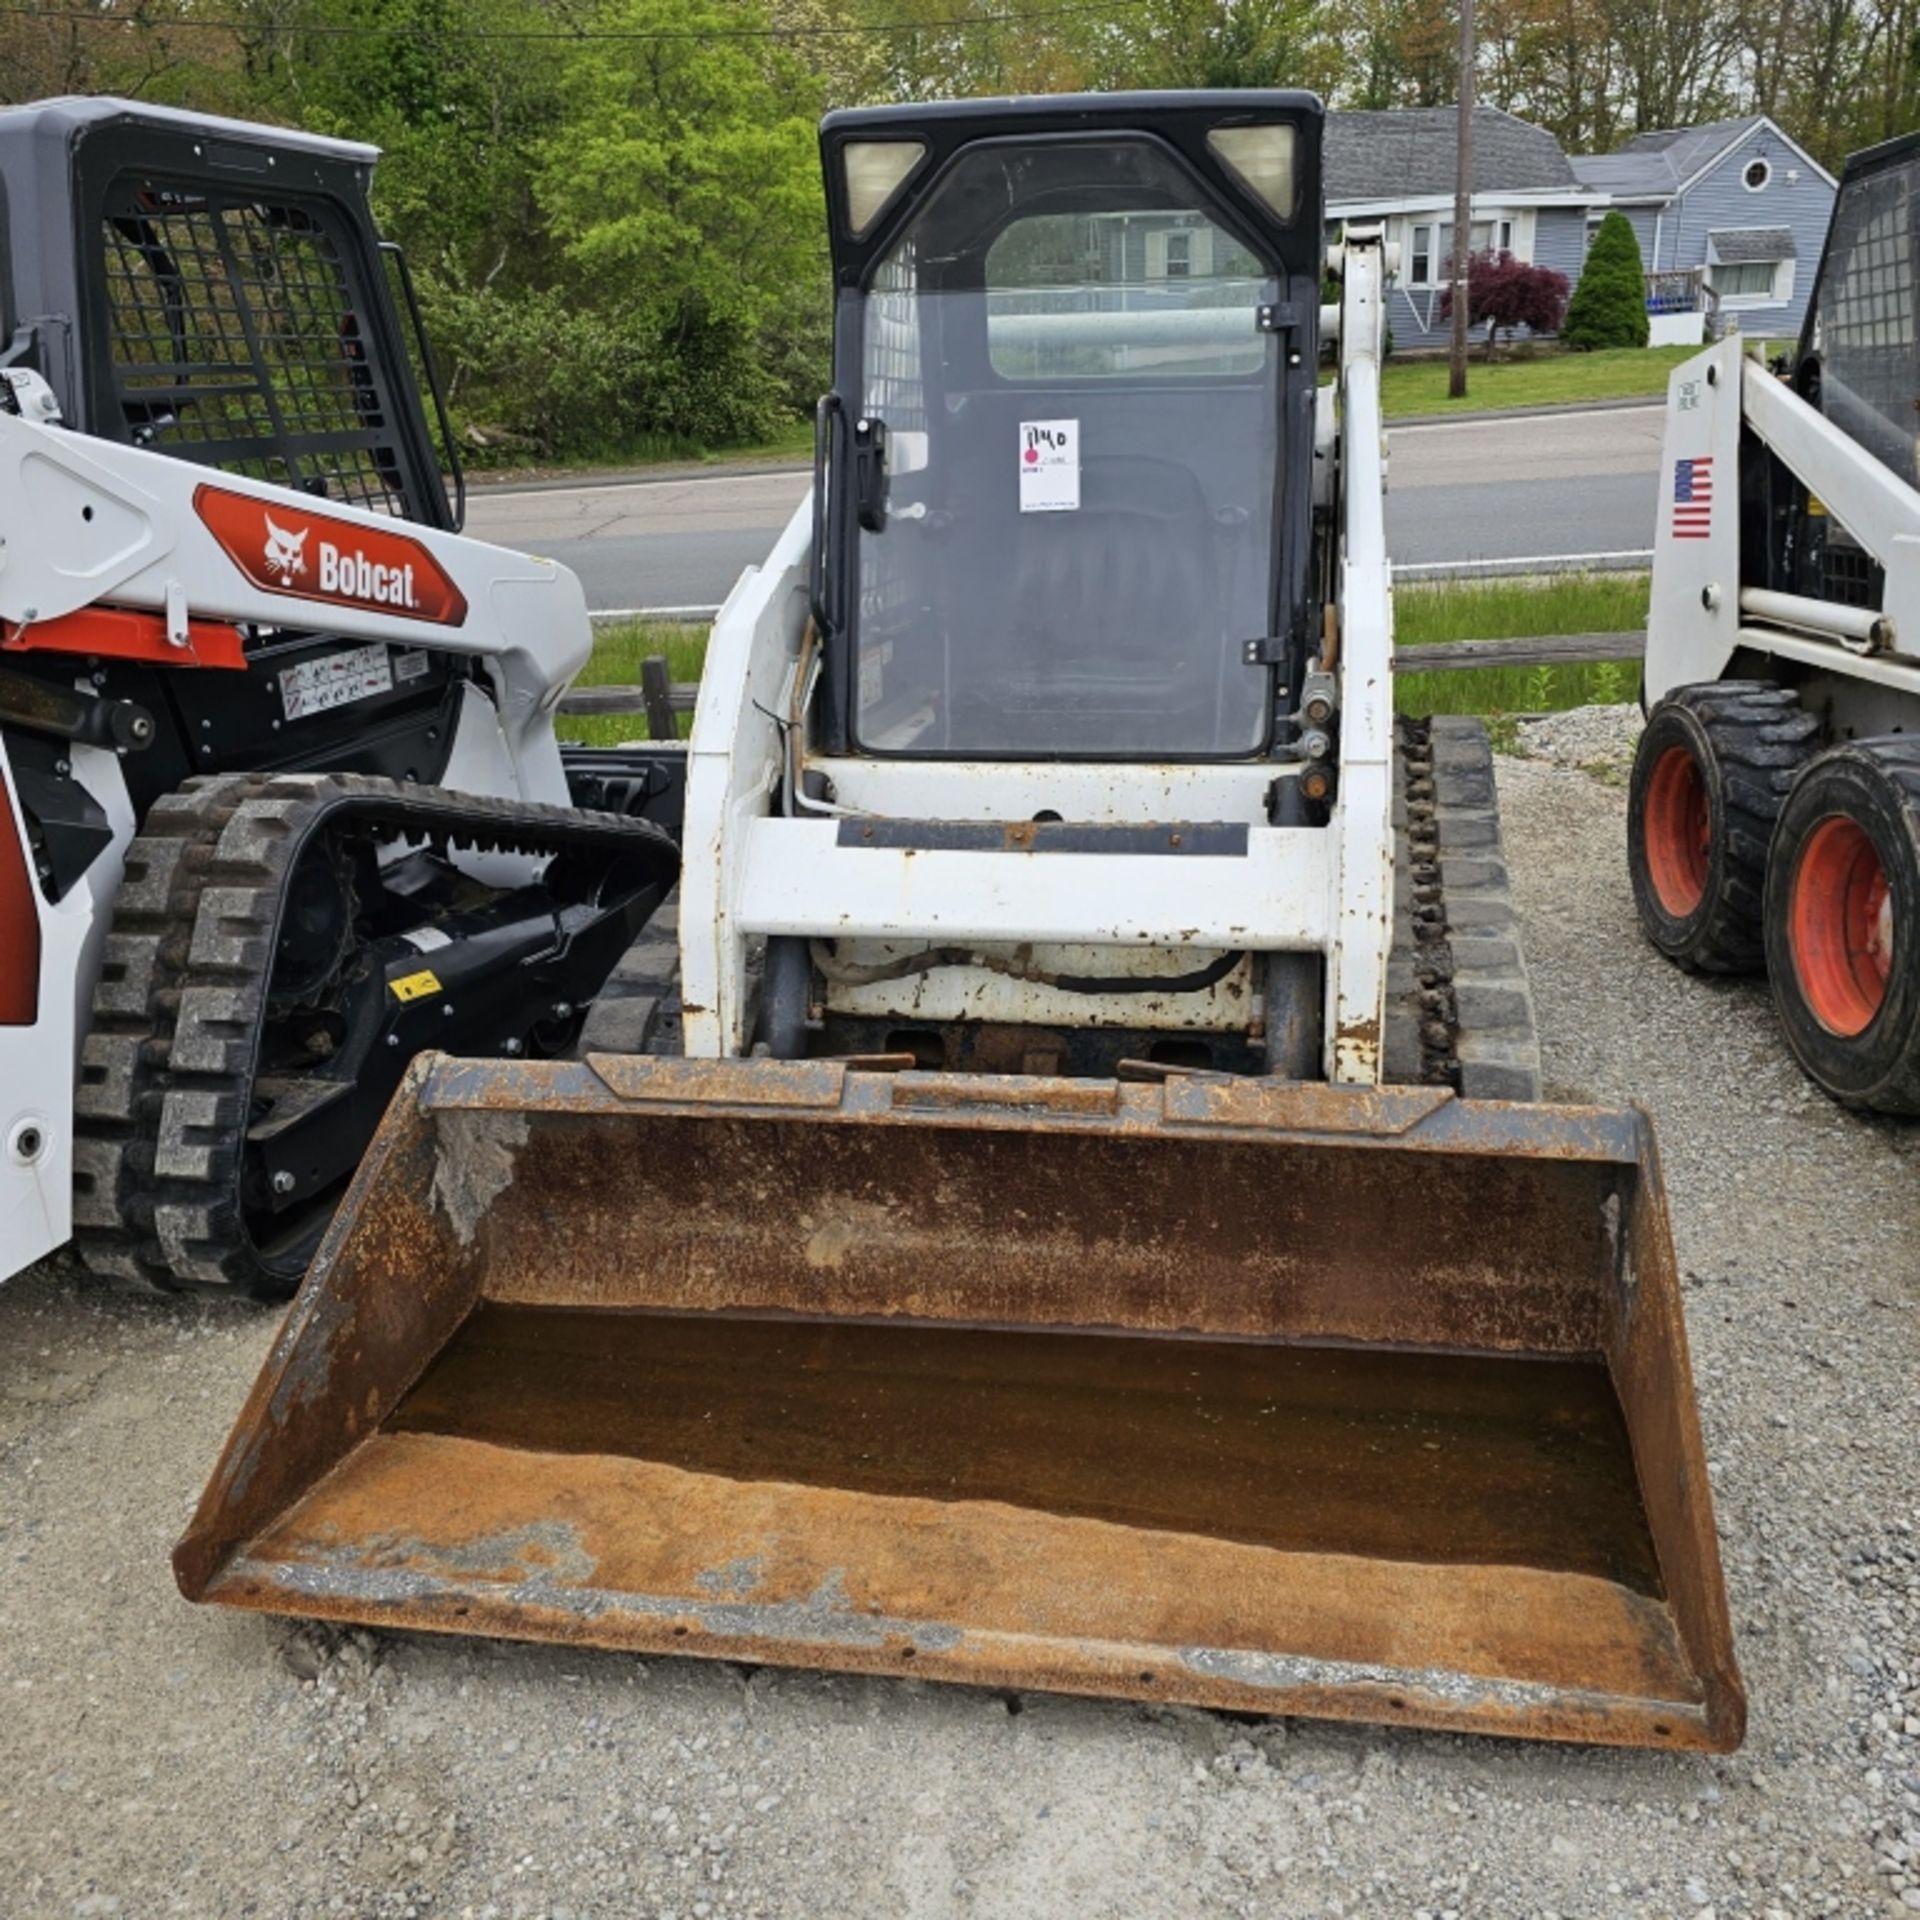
[1438,252,1573,358]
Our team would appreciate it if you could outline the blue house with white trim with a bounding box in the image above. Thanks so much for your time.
[1327,106,1595,351]
[1569,117,1836,342]
[1327,106,1837,351]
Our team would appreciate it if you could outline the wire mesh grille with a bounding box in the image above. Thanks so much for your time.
[1816,159,1920,489]
[1816,531,1885,610]
[100,183,411,515]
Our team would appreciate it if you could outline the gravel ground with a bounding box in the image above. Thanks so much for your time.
[1516,702,1644,778]
[2,750,1916,1920]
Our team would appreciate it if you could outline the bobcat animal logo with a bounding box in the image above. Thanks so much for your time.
[262,514,310,585]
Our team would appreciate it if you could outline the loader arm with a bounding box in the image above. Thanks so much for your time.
[1645,337,1920,708]
[0,402,589,804]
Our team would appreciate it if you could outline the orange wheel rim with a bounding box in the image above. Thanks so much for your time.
[1645,744,1710,916]
[1790,815,1893,1036]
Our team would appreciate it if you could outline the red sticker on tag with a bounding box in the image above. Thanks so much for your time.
[195,484,469,626]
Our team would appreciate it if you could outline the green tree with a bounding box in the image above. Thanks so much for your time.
[1561,210,1649,351]
[211,0,567,290]
[527,0,828,448]
[1101,0,1339,91]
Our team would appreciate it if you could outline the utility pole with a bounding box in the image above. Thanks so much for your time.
[1448,0,1476,399]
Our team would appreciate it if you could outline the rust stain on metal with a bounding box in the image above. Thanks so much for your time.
[1335,1014,1382,1053]
[176,1060,1744,1753]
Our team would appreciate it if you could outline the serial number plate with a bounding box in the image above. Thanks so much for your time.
[279,645,395,721]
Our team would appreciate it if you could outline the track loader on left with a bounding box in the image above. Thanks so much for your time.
[0,97,679,1299]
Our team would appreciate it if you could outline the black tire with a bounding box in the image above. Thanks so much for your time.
[1627,682,1818,973]
[1762,739,1920,1113]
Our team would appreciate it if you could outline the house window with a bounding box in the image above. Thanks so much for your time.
[1743,157,1772,192]
[1415,218,1515,283]
[1142,222,1211,281]
[1710,259,1784,300]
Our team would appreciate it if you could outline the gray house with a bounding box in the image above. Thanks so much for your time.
[1327,106,1597,351]
[1328,105,1837,351]
[1569,117,1836,342]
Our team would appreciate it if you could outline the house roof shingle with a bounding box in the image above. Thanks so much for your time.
[1709,225,1796,262]
[1567,116,1765,200]
[1326,105,1576,205]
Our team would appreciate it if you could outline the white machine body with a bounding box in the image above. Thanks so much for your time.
[1647,335,1920,725]
[680,234,1399,1083]
[0,398,592,1280]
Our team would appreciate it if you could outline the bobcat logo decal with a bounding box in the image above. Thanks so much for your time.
[262,515,310,585]
[195,483,469,625]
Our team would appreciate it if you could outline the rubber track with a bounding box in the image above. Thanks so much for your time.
[1386,716,1541,1102]
[72,771,678,1298]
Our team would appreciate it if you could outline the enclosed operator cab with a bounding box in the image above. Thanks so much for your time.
[811,94,1325,761]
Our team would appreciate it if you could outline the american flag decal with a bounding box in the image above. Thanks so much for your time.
[1672,456,1713,539]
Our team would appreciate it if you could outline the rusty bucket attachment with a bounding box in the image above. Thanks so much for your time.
[177,1055,1743,1751]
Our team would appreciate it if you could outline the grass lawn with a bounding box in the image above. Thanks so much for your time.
[1374,345,1700,418]
[558,573,1649,749]
[1396,571,1646,721]
[560,620,707,745]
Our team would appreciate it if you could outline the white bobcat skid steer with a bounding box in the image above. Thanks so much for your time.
[182,95,1743,1756]
[1630,128,1920,1109]
[0,97,679,1298]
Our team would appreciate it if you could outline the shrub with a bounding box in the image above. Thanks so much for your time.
[419,282,794,462]
[1563,211,1650,351]
[1438,251,1571,356]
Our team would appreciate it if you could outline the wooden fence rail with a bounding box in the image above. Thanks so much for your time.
[556,630,1647,738]
[1395,630,1645,673]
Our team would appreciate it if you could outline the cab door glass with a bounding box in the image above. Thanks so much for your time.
[852,138,1282,758]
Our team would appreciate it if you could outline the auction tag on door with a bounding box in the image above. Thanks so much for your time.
[1018,419,1079,512]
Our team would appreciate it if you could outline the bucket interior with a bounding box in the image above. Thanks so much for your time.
[180,1071,1742,1749]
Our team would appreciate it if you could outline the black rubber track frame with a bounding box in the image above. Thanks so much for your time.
[1384,715,1540,1101]
[1762,737,1920,1113]
[1628,681,1818,973]
[72,771,679,1300]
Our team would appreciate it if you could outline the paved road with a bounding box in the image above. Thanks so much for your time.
[465,404,1668,611]
[1387,402,1667,574]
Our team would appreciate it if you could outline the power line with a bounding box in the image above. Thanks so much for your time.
[0,0,1145,41]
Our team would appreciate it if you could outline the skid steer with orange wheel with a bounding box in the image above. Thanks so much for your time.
[179,92,1746,1754]
[1629,129,1920,1111]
